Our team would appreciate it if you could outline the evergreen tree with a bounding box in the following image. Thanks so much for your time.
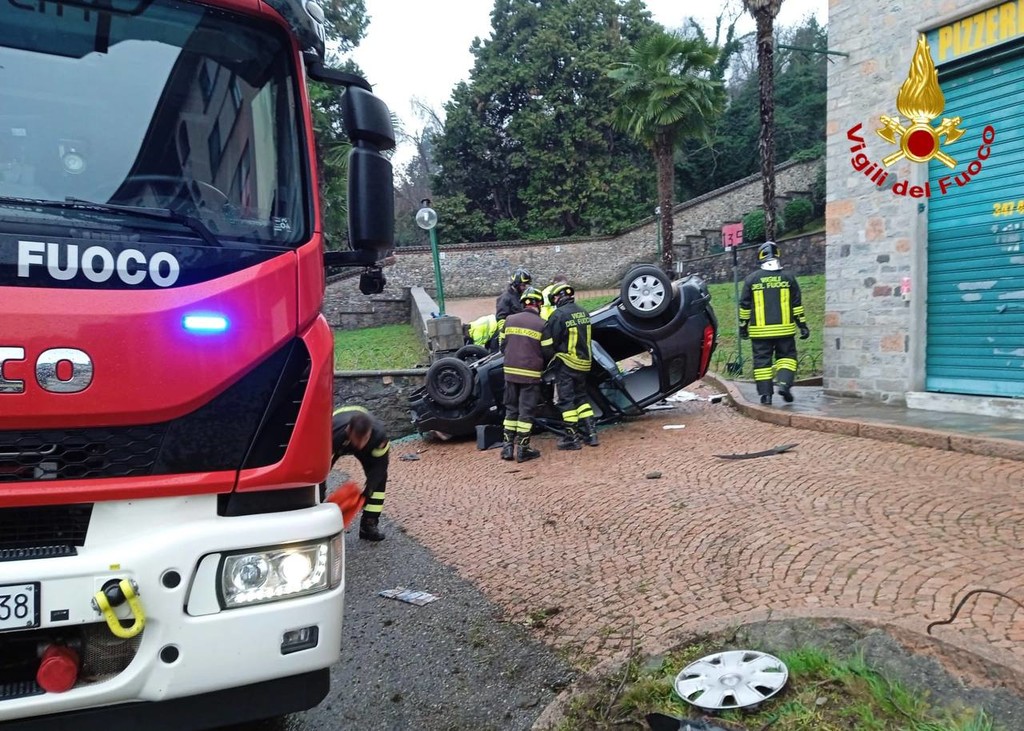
[431,0,659,240]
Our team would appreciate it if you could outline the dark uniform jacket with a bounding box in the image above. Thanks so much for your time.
[495,285,524,327]
[501,309,546,383]
[541,301,592,372]
[738,270,806,339]
[331,406,390,493]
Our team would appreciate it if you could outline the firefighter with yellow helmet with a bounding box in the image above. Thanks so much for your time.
[541,281,598,449]
[500,287,546,462]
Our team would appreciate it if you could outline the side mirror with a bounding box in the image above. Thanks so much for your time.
[308,63,395,266]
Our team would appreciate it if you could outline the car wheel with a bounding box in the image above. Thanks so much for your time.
[425,357,476,407]
[455,344,489,364]
[620,265,672,319]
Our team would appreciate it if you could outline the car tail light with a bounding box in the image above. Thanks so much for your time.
[698,324,715,376]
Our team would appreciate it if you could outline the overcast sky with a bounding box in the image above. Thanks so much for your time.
[348,0,829,169]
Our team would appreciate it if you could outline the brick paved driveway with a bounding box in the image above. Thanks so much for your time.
[378,400,1024,671]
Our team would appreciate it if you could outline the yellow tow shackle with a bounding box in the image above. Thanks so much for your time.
[92,579,146,639]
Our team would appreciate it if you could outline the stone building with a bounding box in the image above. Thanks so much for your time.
[827,0,1024,418]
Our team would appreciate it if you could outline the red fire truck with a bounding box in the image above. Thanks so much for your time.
[0,0,394,727]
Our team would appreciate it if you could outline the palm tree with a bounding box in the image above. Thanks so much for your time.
[743,0,784,241]
[608,32,722,274]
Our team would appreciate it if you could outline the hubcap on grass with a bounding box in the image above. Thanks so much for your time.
[674,650,788,710]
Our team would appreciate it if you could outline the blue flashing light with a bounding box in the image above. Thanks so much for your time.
[183,314,229,333]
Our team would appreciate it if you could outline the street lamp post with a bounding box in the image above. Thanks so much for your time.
[415,199,445,316]
[654,206,662,263]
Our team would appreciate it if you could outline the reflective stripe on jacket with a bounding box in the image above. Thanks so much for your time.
[501,310,546,383]
[541,301,592,372]
[738,270,806,339]
[468,314,498,346]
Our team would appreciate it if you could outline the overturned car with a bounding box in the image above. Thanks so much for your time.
[408,265,718,440]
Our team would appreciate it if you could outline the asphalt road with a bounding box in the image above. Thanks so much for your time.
[222,493,575,731]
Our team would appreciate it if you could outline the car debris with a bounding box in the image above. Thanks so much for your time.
[378,588,439,607]
[714,443,798,460]
[674,650,788,711]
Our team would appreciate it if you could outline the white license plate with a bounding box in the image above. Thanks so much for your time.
[0,583,40,632]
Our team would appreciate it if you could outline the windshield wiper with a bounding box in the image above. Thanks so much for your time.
[0,196,222,247]
[64,198,222,247]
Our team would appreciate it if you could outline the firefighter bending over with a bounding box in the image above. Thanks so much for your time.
[500,287,546,463]
[331,406,390,541]
[541,282,599,449]
[738,242,810,405]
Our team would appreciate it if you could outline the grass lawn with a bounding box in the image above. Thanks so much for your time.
[578,294,617,311]
[557,642,996,731]
[333,323,427,371]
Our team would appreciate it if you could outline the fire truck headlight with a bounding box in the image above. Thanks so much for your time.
[219,537,338,608]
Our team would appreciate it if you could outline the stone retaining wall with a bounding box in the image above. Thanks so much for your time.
[366,158,820,298]
[333,370,426,439]
[680,231,826,282]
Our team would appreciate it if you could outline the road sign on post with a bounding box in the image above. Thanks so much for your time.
[721,222,743,249]
[722,223,745,375]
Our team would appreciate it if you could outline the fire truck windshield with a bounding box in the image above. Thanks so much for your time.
[0,0,308,246]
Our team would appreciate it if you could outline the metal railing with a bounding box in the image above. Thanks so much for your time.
[709,350,822,381]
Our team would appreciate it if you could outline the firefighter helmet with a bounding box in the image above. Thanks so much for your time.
[510,268,532,287]
[550,282,575,306]
[758,241,781,271]
[520,287,543,308]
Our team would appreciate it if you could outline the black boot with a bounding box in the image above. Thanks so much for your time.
[557,429,582,451]
[500,431,515,461]
[359,513,385,541]
[580,418,599,447]
[759,394,772,405]
[777,383,794,403]
[516,436,541,463]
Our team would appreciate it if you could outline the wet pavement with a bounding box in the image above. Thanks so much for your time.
[383,377,1024,701]
[713,376,1024,458]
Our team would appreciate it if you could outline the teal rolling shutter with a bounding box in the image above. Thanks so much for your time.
[926,45,1024,398]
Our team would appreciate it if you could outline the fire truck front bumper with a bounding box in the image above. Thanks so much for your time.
[0,494,345,730]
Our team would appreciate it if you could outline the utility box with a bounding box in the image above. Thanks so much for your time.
[426,315,463,357]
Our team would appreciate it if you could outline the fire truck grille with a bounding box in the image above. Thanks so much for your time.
[0,426,165,483]
[0,624,141,697]
[80,624,143,680]
[0,504,92,552]
[0,681,44,701]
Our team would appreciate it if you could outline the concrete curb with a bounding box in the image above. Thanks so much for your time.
[703,373,1024,463]
[531,607,1024,730]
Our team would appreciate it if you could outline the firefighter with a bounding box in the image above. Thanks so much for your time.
[331,406,390,541]
[495,268,532,346]
[500,287,546,462]
[738,241,809,405]
[541,282,598,449]
[540,273,568,320]
[464,313,499,350]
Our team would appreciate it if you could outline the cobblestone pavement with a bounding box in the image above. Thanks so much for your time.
[383,399,1024,672]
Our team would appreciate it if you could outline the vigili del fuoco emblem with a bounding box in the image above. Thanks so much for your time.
[876,35,965,168]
